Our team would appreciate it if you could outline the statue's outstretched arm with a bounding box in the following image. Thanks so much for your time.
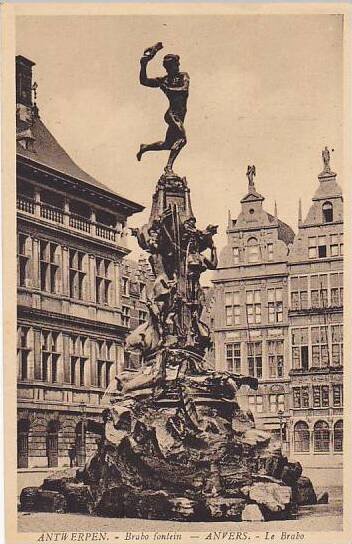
[139,57,162,88]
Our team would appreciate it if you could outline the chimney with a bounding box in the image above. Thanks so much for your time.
[16,55,35,107]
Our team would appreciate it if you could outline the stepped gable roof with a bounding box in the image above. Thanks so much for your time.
[267,213,295,245]
[17,116,143,211]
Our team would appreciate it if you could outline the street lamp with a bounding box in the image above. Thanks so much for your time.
[278,409,284,451]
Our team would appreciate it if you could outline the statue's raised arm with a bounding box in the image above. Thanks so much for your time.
[137,44,189,175]
[139,42,163,88]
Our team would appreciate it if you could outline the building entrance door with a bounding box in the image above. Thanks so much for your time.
[18,419,30,468]
[47,421,59,468]
[75,421,86,467]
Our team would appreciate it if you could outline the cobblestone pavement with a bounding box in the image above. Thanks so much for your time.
[18,502,343,534]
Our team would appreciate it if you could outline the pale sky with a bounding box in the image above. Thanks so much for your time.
[16,14,344,272]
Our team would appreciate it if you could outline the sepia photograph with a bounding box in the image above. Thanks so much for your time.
[1,3,351,544]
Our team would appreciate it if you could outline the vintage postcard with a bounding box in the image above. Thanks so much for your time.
[1,3,351,544]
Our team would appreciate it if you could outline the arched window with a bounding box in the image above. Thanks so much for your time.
[248,237,259,263]
[322,202,333,223]
[313,420,330,452]
[294,421,310,452]
[333,420,343,452]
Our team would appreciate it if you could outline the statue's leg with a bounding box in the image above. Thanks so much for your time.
[164,117,187,173]
[137,141,168,161]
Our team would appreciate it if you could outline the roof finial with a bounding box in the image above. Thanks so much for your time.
[298,198,302,227]
[246,164,256,191]
[274,200,278,218]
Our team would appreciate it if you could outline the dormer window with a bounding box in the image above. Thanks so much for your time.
[322,202,333,223]
[248,237,259,263]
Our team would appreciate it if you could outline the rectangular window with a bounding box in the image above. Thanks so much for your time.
[330,272,343,307]
[246,290,261,324]
[69,249,86,300]
[225,292,241,326]
[268,340,284,378]
[269,394,285,413]
[302,386,310,408]
[313,385,321,408]
[122,305,131,327]
[310,274,328,309]
[330,234,339,257]
[17,326,30,380]
[293,387,301,408]
[70,335,87,386]
[139,282,147,302]
[96,258,111,305]
[17,233,30,287]
[331,324,343,366]
[318,236,327,258]
[291,328,309,370]
[233,247,240,264]
[122,277,129,296]
[293,386,310,409]
[308,237,317,259]
[138,310,148,325]
[332,384,343,407]
[322,385,329,407]
[248,395,263,413]
[268,288,283,323]
[225,343,241,373]
[313,385,330,408]
[247,341,262,378]
[41,330,60,383]
[311,326,329,368]
[40,240,60,294]
[97,340,113,389]
[290,276,308,310]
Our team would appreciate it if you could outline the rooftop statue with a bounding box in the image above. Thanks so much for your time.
[136,42,189,175]
[246,164,256,188]
[322,146,331,172]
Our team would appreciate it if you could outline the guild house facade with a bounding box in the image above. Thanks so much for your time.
[212,155,344,474]
[212,172,295,446]
[287,152,343,475]
[16,55,146,469]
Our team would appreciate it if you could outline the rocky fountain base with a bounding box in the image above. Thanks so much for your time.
[20,351,320,522]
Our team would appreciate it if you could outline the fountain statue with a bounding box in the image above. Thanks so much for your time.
[20,45,320,522]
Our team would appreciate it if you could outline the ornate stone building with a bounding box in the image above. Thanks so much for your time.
[16,55,145,469]
[287,151,343,473]
[212,171,294,447]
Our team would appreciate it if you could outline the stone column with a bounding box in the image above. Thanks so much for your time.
[89,255,96,303]
[32,238,40,289]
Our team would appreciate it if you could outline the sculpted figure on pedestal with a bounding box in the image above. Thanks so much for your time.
[136,43,189,175]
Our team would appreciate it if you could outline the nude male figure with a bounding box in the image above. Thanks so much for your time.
[137,44,190,174]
